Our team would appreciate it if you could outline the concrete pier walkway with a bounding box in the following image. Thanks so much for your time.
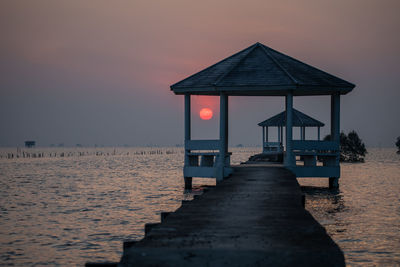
[116,165,345,266]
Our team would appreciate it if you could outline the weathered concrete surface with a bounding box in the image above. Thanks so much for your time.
[119,166,345,266]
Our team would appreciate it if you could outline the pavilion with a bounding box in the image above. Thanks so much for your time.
[170,42,355,188]
[258,108,324,155]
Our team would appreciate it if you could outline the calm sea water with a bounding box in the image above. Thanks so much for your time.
[299,148,400,266]
[0,147,399,266]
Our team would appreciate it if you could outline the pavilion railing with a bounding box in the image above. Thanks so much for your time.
[263,141,283,154]
[289,140,340,178]
[185,139,221,150]
[292,140,338,151]
[184,139,232,180]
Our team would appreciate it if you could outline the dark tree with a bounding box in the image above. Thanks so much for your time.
[345,131,367,162]
[323,134,331,141]
[324,131,367,162]
[396,136,400,153]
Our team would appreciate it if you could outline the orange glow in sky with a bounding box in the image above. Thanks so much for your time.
[199,108,213,120]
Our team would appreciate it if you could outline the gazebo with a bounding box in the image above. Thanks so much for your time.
[258,109,324,155]
[170,42,355,189]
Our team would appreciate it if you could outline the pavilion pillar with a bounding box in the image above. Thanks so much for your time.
[329,93,340,188]
[331,93,340,142]
[262,126,265,150]
[285,92,294,167]
[318,127,321,141]
[301,127,306,140]
[184,94,192,189]
[278,126,281,143]
[218,93,228,182]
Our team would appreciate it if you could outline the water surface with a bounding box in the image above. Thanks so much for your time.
[0,147,256,265]
[0,147,399,265]
[299,148,400,265]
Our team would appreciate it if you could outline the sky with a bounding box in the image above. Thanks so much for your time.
[1,0,399,147]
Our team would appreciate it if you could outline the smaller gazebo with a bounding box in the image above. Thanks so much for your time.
[258,109,324,154]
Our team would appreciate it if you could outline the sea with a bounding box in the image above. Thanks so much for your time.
[0,147,399,266]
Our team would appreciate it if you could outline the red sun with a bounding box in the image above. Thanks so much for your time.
[200,108,213,120]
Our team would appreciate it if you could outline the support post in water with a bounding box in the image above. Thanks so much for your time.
[184,94,192,190]
[329,177,339,189]
[329,93,340,189]
[184,177,192,190]
[217,93,228,182]
[285,92,294,167]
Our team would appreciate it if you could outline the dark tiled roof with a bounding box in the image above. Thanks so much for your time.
[258,109,324,127]
[171,42,355,96]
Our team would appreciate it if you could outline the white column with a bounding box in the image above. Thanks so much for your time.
[220,93,228,155]
[278,126,281,143]
[262,126,265,147]
[184,94,192,189]
[285,93,294,167]
[329,93,340,188]
[184,94,191,144]
[301,127,305,140]
[218,93,228,181]
[331,93,340,143]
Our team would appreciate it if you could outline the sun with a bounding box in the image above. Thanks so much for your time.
[200,108,213,120]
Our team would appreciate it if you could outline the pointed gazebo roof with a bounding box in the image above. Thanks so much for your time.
[171,42,355,96]
[258,109,324,127]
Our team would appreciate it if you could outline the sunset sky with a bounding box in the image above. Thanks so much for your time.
[1,0,399,147]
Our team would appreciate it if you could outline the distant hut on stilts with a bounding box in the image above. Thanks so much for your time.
[24,141,36,148]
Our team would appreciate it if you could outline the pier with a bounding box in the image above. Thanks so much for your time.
[87,42,354,266]
[89,165,345,266]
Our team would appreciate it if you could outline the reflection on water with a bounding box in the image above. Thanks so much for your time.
[299,148,400,265]
[300,186,345,216]
[0,147,399,265]
[0,147,258,266]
